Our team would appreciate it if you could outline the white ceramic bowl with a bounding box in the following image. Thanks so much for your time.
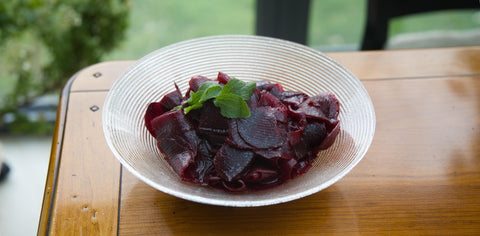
[103,35,375,207]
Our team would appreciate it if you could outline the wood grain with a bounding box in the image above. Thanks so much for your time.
[329,46,480,80]
[117,75,480,235]
[47,91,121,236]
[38,46,480,235]
[70,61,134,92]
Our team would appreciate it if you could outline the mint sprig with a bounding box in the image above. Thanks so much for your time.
[213,93,251,118]
[219,77,256,100]
[182,78,256,118]
[184,81,222,114]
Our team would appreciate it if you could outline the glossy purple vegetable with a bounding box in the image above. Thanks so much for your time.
[145,72,340,192]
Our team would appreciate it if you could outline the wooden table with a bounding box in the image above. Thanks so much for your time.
[38,46,480,235]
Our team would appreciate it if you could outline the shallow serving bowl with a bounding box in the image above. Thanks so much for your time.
[102,35,375,207]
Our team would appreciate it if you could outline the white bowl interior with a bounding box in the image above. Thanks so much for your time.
[103,35,375,207]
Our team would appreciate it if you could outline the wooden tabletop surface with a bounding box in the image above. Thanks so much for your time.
[38,46,480,235]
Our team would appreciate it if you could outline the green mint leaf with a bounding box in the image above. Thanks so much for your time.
[184,82,221,113]
[184,102,203,114]
[220,78,256,100]
[200,85,222,102]
[185,90,198,105]
[186,81,219,105]
[172,77,256,118]
[214,93,250,118]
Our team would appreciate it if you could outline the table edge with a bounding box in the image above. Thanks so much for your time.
[36,71,77,236]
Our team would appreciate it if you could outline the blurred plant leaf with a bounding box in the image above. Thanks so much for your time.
[0,0,130,134]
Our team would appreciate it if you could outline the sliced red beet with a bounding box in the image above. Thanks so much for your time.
[198,102,229,135]
[318,121,341,150]
[301,122,328,149]
[257,90,286,109]
[159,90,183,112]
[244,164,280,184]
[151,110,198,177]
[182,140,215,183]
[287,128,303,146]
[216,71,231,84]
[188,75,211,92]
[255,80,272,91]
[151,109,195,135]
[291,155,315,177]
[225,120,254,150]
[236,107,284,149]
[256,80,284,98]
[145,90,184,136]
[197,102,229,149]
[254,145,294,160]
[279,91,309,109]
[277,158,298,180]
[222,179,247,192]
[295,92,340,125]
[214,144,255,181]
[156,138,196,177]
[145,102,164,136]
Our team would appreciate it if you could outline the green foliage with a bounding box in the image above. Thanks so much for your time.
[7,113,55,135]
[183,78,256,118]
[104,0,255,60]
[0,0,130,134]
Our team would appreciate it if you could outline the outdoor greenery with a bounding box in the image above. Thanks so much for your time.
[1,0,479,134]
[0,0,130,134]
[104,0,255,60]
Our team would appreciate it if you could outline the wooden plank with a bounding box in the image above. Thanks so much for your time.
[70,61,135,92]
[117,75,480,234]
[328,46,480,80]
[47,91,121,235]
[37,77,74,236]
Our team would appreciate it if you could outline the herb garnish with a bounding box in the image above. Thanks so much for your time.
[180,78,256,118]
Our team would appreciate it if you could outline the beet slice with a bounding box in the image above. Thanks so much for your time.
[197,102,229,149]
[287,128,303,146]
[145,89,184,136]
[151,110,198,177]
[318,121,341,150]
[188,75,211,93]
[145,102,164,136]
[222,179,247,192]
[279,91,309,109]
[182,140,215,183]
[217,71,231,84]
[257,90,285,108]
[277,158,298,180]
[301,122,328,149]
[226,119,254,150]
[156,138,196,177]
[256,80,284,98]
[244,164,280,184]
[236,107,284,149]
[198,102,229,135]
[159,90,183,112]
[214,144,255,181]
[254,145,294,160]
[295,92,340,125]
[291,156,315,177]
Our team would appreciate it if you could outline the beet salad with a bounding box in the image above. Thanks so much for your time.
[145,72,340,192]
